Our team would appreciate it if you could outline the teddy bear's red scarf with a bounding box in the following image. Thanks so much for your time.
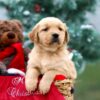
[0,43,26,72]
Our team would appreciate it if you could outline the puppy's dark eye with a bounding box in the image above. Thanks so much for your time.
[42,27,48,31]
[58,27,63,31]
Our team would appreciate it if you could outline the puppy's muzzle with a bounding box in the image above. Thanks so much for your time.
[52,33,59,43]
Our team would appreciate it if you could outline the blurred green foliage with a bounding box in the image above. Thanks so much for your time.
[75,60,100,100]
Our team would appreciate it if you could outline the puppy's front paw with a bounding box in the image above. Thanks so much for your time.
[25,79,38,93]
[39,80,51,94]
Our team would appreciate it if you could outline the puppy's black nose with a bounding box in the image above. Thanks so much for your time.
[52,33,59,43]
[7,32,15,39]
[52,33,59,39]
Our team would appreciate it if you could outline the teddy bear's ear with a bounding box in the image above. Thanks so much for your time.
[64,23,70,44]
[11,19,23,31]
[28,24,39,43]
[10,19,24,42]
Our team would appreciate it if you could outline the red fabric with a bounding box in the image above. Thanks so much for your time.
[55,75,66,81]
[0,43,26,72]
[0,76,65,100]
[0,47,15,60]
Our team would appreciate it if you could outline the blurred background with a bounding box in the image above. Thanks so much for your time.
[0,0,100,100]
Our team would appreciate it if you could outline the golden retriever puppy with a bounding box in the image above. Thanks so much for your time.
[25,17,77,94]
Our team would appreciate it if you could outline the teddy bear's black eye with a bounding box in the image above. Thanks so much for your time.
[58,27,63,31]
[42,27,48,31]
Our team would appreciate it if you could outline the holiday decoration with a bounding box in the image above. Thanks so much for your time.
[0,75,66,100]
[55,75,74,100]
[34,4,41,13]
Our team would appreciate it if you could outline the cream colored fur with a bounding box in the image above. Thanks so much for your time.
[25,17,77,94]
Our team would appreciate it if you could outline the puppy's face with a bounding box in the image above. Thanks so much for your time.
[29,17,69,51]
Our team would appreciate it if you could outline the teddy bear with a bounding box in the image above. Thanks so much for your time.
[0,19,30,74]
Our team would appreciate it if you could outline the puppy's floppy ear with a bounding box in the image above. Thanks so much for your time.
[28,24,39,43]
[64,23,70,44]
